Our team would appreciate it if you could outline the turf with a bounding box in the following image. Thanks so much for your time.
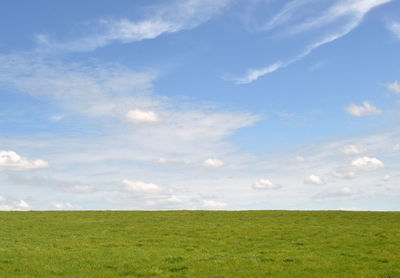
[0,211,399,277]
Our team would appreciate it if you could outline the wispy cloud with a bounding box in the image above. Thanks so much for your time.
[340,145,364,155]
[36,0,231,52]
[232,0,392,84]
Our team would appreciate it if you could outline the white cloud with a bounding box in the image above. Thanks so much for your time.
[340,187,352,195]
[52,202,78,210]
[50,114,66,122]
[0,200,30,211]
[232,0,391,84]
[340,145,363,155]
[252,178,281,190]
[351,156,384,171]
[17,200,30,210]
[155,157,190,167]
[383,174,391,182]
[385,80,400,94]
[332,156,384,180]
[339,207,358,211]
[295,156,305,162]
[0,150,48,171]
[233,62,284,85]
[36,0,231,52]
[0,196,5,202]
[126,109,160,124]
[68,185,94,193]
[0,53,156,119]
[304,174,325,185]
[345,101,381,117]
[203,200,227,209]
[313,186,353,199]
[332,167,357,179]
[203,158,226,168]
[122,179,162,194]
[0,54,259,159]
[388,22,400,39]
[393,144,400,151]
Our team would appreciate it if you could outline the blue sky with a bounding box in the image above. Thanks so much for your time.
[1,0,400,210]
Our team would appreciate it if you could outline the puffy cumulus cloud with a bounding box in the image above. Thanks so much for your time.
[18,200,30,209]
[383,174,391,182]
[122,180,162,194]
[345,101,381,117]
[126,109,160,124]
[203,158,226,168]
[340,145,363,155]
[0,150,48,171]
[388,22,400,39]
[332,156,384,180]
[0,200,30,211]
[252,179,281,190]
[120,180,185,208]
[203,200,227,209]
[52,202,80,210]
[304,174,325,185]
[351,156,384,171]
[385,80,400,94]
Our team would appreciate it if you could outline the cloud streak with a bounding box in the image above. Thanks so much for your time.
[36,0,231,52]
[232,0,392,84]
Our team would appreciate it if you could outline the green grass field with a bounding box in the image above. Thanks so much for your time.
[0,211,399,277]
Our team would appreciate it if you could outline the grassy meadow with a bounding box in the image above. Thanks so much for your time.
[0,211,399,277]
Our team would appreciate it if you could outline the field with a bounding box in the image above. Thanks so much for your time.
[0,211,399,277]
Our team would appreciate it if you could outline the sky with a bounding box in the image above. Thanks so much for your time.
[1,0,400,211]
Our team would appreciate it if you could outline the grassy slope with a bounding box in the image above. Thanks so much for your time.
[0,211,399,277]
